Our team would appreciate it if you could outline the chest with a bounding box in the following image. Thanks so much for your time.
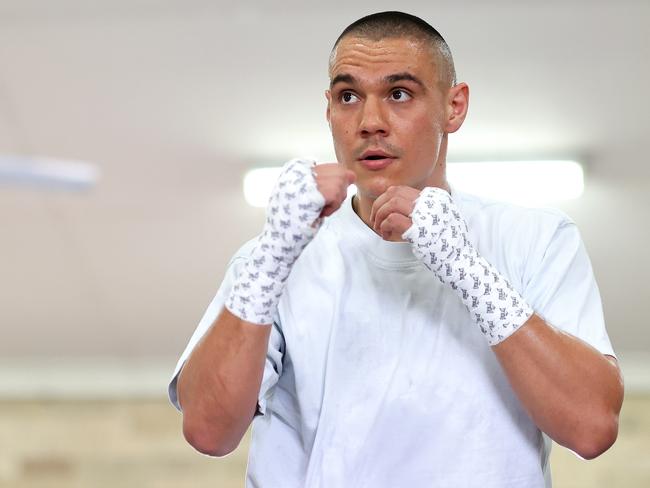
[277,246,505,409]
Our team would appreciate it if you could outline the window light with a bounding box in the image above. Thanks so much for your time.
[243,160,584,208]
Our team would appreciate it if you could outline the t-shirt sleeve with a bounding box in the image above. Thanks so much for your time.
[167,247,285,414]
[521,219,616,358]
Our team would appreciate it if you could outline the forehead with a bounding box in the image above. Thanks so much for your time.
[329,36,436,81]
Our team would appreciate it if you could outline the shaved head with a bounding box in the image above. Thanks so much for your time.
[329,11,457,89]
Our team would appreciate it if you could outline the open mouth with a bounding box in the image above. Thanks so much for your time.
[359,150,395,161]
[358,151,396,170]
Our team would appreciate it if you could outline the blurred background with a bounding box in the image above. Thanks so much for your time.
[0,0,648,486]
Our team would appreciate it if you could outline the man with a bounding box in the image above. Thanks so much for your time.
[169,11,624,487]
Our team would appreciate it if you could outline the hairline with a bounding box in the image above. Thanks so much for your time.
[328,32,456,89]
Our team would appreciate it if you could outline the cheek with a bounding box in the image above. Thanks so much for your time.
[329,117,352,163]
[331,117,354,146]
[408,113,442,146]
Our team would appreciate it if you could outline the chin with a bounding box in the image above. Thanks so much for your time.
[356,176,394,200]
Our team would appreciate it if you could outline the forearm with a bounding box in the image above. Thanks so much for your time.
[178,307,271,456]
[389,187,623,458]
[176,160,350,457]
[492,313,624,459]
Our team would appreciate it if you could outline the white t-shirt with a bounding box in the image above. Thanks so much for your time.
[169,188,616,488]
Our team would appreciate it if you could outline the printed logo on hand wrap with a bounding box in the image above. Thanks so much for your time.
[402,187,534,346]
[226,159,326,325]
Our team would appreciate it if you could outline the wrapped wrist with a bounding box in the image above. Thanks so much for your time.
[226,158,325,324]
[403,187,534,345]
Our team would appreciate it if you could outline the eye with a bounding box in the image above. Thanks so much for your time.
[390,89,411,102]
[340,91,360,104]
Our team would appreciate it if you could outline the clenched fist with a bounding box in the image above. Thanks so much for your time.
[369,185,421,241]
[313,163,356,218]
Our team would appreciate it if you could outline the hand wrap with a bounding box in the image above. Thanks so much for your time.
[226,158,325,325]
[402,187,534,345]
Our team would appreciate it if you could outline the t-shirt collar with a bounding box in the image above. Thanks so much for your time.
[339,192,420,265]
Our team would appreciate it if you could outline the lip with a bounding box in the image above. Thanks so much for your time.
[359,157,395,170]
[358,149,396,171]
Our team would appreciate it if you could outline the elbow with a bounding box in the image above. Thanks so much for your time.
[182,419,239,458]
[572,413,620,460]
[573,367,624,460]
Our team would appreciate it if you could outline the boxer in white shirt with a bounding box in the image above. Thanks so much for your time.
[170,11,623,487]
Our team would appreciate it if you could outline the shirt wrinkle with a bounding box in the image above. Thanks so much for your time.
[168,191,615,488]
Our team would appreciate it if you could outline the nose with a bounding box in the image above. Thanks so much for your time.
[359,96,389,138]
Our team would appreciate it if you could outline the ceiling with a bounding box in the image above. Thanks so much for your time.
[0,0,648,358]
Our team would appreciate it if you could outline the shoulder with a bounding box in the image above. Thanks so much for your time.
[452,189,582,289]
[231,237,259,261]
[222,237,259,278]
[453,189,575,243]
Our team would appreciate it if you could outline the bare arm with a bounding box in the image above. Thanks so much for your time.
[492,313,624,459]
[369,185,624,459]
[176,162,354,457]
[177,308,271,457]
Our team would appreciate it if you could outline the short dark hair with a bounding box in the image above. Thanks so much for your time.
[329,11,457,87]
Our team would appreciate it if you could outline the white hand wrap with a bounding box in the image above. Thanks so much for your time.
[402,187,534,345]
[226,158,325,325]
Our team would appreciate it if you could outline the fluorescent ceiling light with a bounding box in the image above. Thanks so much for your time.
[447,160,583,205]
[0,156,99,190]
[243,167,283,208]
[244,167,358,208]
[243,160,583,208]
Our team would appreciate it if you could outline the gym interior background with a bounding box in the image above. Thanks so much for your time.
[0,1,648,486]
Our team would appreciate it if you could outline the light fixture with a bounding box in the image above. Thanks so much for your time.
[243,160,584,208]
[0,156,99,190]
[244,167,358,208]
[243,167,284,208]
[447,160,583,205]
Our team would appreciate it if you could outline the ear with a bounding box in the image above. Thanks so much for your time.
[444,82,469,133]
[325,89,333,129]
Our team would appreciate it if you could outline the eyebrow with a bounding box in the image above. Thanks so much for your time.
[384,72,426,88]
[330,73,355,89]
[329,72,426,90]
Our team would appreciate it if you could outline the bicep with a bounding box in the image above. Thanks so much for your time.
[523,221,616,357]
